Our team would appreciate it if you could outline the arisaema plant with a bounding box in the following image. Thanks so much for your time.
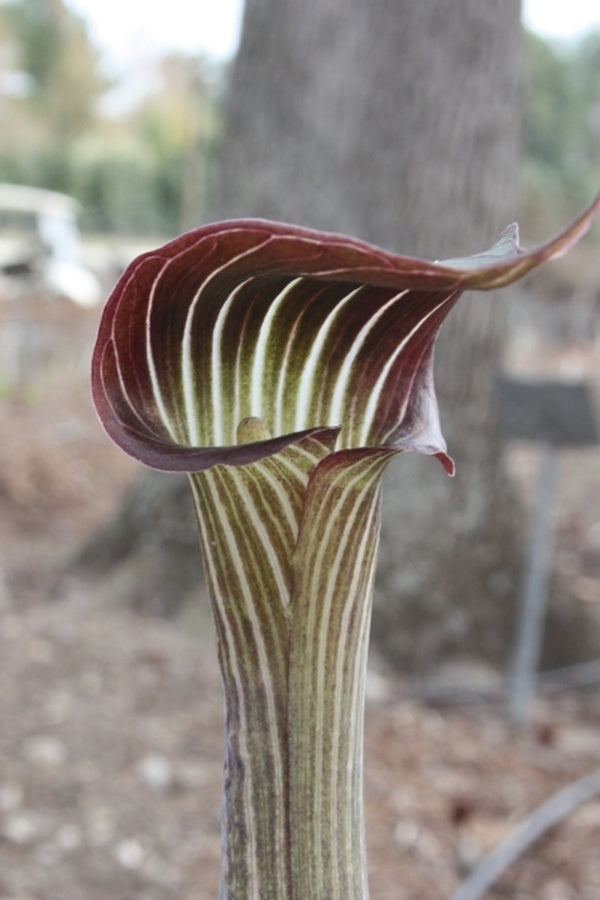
[92,196,599,899]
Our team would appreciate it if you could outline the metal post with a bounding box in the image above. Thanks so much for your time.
[507,446,558,725]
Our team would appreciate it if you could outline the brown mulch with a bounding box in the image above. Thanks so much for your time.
[0,300,599,899]
[0,602,599,900]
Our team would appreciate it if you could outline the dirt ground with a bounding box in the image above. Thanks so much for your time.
[0,296,599,899]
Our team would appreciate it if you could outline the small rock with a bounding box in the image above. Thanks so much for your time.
[137,754,172,790]
[3,812,39,845]
[24,735,66,769]
[393,819,420,851]
[365,668,391,702]
[116,838,146,870]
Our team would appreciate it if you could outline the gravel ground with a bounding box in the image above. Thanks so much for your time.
[0,602,599,899]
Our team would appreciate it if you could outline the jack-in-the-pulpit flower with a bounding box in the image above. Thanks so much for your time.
[92,196,599,899]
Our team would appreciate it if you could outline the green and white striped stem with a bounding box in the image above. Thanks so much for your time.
[191,437,394,897]
[91,197,599,898]
[287,448,395,898]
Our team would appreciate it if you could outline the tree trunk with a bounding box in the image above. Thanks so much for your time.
[209,0,523,671]
[78,0,596,672]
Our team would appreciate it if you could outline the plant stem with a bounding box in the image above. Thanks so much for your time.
[190,448,390,898]
[287,457,384,898]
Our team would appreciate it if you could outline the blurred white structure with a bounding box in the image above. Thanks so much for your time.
[0,183,101,308]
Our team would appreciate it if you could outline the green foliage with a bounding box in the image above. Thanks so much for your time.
[70,141,180,235]
[0,2,221,236]
[0,145,71,194]
[0,140,190,235]
[8,0,64,94]
[522,29,600,231]
[6,0,105,136]
[2,3,596,240]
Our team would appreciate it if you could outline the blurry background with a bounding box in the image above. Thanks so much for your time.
[0,2,599,898]
[1,0,599,240]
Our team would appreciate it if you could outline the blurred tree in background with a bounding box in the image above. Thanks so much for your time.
[0,0,221,234]
[0,1,598,240]
[522,29,600,234]
[66,52,219,235]
[6,0,104,137]
[207,0,524,671]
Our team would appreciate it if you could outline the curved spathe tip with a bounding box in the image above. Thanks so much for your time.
[92,196,599,474]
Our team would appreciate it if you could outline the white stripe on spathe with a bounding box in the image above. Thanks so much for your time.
[182,232,271,447]
[144,268,170,437]
[250,277,304,422]
[226,467,292,605]
[357,294,448,447]
[293,285,364,433]
[211,277,255,445]
[328,290,408,442]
